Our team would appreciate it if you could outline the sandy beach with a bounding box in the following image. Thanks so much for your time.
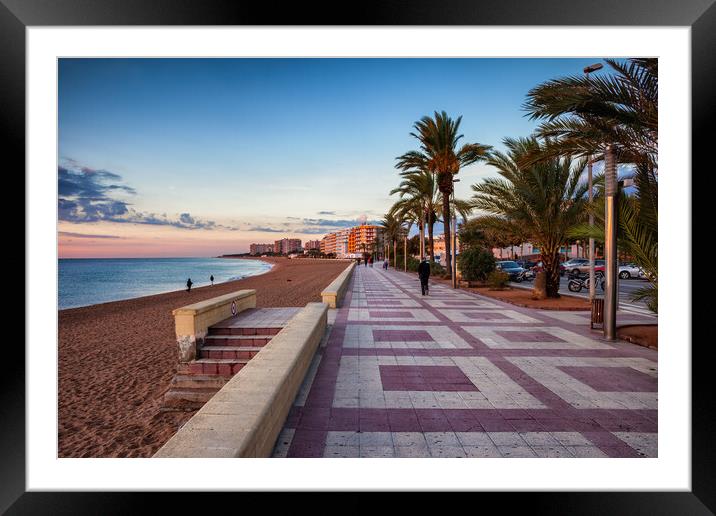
[58,257,350,458]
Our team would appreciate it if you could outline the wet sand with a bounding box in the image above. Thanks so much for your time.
[58,257,350,457]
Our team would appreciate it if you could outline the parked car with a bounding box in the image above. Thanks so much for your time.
[495,260,525,281]
[532,261,566,276]
[564,258,607,276]
[619,263,643,279]
[562,258,589,271]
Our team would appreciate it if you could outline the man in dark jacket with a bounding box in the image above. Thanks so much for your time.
[417,258,430,296]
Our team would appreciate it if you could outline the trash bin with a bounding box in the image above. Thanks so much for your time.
[591,298,604,329]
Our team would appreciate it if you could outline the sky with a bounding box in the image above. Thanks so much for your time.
[58,58,612,258]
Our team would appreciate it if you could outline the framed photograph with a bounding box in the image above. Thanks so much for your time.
[8,0,712,511]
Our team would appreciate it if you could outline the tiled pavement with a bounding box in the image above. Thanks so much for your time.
[272,266,658,458]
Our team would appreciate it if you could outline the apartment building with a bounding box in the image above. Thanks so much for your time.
[274,238,302,255]
[321,224,382,258]
[249,243,274,255]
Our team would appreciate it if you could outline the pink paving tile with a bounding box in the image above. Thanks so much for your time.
[368,310,414,318]
[387,409,422,432]
[497,330,567,342]
[462,311,512,321]
[379,365,479,392]
[558,366,657,392]
[373,329,434,342]
[287,442,325,458]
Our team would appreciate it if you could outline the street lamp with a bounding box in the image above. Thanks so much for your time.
[452,178,460,289]
[584,62,603,302]
[603,144,617,340]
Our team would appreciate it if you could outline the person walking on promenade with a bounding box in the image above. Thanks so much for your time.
[417,258,430,296]
[364,256,368,267]
[210,274,214,286]
[186,278,193,292]
[383,258,388,270]
[369,256,373,268]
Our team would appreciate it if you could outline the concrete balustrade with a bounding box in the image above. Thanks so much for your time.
[154,301,328,458]
[321,262,355,308]
[173,290,256,363]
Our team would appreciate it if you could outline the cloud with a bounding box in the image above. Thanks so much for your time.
[58,160,229,230]
[58,231,122,239]
[246,226,285,233]
[301,218,382,228]
[317,211,335,215]
[294,227,333,234]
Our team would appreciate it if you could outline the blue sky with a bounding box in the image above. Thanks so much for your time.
[58,58,612,257]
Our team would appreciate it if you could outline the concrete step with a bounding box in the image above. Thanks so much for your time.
[187,358,249,377]
[204,335,272,347]
[199,346,263,360]
[208,326,282,336]
[162,387,220,410]
[170,373,228,390]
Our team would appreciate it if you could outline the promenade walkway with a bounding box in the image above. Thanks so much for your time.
[272,266,658,458]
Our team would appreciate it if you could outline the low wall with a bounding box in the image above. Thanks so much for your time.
[321,262,355,308]
[173,289,256,363]
[154,301,328,458]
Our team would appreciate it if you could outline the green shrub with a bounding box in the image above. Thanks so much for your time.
[429,261,446,276]
[487,270,510,289]
[457,247,496,281]
[395,255,446,276]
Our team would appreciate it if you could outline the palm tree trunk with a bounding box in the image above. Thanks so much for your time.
[541,247,561,298]
[404,235,407,272]
[441,191,452,276]
[393,240,396,269]
[428,219,435,262]
[419,214,425,260]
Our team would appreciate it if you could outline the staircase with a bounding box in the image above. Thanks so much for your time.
[162,308,300,411]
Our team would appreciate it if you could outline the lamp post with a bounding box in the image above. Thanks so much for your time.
[452,178,460,289]
[583,62,603,302]
[603,144,618,340]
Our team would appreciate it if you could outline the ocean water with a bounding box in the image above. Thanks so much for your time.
[58,257,273,310]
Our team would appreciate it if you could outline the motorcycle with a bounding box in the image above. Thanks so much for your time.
[517,269,535,282]
[567,273,605,293]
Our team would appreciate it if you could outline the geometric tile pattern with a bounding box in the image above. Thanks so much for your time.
[272,266,658,458]
[463,326,616,350]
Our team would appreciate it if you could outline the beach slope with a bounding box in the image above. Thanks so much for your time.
[58,257,349,457]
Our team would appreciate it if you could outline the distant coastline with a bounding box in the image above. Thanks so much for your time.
[59,257,273,310]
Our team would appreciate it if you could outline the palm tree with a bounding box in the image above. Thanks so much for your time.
[524,58,657,170]
[396,111,491,276]
[471,136,589,298]
[389,199,419,272]
[380,212,402,269]
[390,167,442,261]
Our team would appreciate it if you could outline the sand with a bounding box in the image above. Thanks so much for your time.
[58,257,350,458]
[430,278,591,310]
[617,324,658,349]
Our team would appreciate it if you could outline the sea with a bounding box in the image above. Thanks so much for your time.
[58,257,273,310]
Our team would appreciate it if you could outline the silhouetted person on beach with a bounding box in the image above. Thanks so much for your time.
[210,275,214,286]
[418,258,430,296]
[186,278,193,292]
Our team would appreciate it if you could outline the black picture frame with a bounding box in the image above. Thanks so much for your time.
[5,0,711,512]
